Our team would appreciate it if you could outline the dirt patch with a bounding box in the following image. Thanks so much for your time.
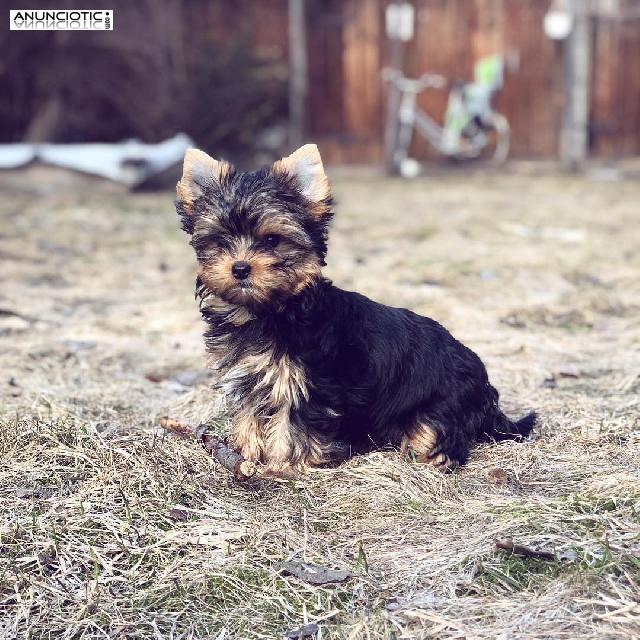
[1,169,638,638]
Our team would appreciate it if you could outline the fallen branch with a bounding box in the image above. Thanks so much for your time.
[159,416,256,481]
[495,538,555,562]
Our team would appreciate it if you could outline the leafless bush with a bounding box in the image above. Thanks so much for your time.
[0,0,287,157]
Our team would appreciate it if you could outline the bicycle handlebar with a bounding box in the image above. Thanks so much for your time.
[381,68,447,93]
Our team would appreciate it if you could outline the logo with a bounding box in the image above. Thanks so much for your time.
[10,10,113,30]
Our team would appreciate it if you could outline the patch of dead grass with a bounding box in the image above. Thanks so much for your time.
[1,417,638,638]
[1,170,639,638]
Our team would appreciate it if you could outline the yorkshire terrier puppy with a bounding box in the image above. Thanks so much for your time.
[176,144,535,477]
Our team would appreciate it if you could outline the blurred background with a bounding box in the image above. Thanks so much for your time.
[2,9,639,636]
[1,0,639,424]
[2,0,640,179]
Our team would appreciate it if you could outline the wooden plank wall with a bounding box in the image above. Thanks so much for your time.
[306,0,385,163]
[185,0,640,163]
[590,8,640,157]
[306,0,567,162]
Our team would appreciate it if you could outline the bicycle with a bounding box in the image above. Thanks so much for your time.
[383,55,510,176]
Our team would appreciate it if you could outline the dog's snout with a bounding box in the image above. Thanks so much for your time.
[231,260,251,280]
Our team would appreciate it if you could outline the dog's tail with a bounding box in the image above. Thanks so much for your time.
[482,410,537,442]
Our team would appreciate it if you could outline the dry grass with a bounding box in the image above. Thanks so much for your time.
[1,167,639,638]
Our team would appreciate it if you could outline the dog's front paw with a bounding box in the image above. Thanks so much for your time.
[226,435,261,465]
[239,445,262,464]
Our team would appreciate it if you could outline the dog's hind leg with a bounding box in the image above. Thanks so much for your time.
[400,419,458,471]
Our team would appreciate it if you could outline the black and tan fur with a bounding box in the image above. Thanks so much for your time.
[176,144,535,477]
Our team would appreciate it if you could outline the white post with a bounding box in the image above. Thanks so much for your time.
[288,0,308,149]
[560,0,591,169]
[383,2,414,174]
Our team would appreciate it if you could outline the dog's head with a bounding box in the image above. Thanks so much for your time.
[176,145,333,313]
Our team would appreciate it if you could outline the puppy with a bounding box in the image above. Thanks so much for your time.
[176,144,535,477]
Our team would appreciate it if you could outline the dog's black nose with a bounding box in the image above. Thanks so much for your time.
[231,260,251,280]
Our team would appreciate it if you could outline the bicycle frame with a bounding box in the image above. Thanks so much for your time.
[394,89,443,166]
[384,65,510,173]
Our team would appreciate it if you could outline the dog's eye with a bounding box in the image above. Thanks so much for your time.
[263,234,280,250]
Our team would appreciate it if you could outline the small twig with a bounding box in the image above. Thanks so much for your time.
[159,416,192,438]
[200,431,257,481]
[159,416,256,481]
[495,537,556,561]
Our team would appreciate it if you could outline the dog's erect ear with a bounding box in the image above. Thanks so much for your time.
[176,148,230,207]
[274,144,331,207]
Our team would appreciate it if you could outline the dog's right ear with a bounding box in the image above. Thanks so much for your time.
[273,144,331,206]
[176,148,230,211]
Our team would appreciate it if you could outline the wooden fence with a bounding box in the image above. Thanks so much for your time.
[189,0,640,163]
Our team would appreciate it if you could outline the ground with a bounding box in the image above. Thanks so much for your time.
[0,166,638,639]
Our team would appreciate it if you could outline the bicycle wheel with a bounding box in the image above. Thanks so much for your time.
[459,113,510,165]
[482,112,510,165]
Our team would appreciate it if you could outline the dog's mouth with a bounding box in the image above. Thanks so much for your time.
[224,281,264,308]
[235,281,254,296]
[225,280,291,313]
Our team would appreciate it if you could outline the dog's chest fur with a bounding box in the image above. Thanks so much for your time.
[217,348,309,411]
[218,345,311,465]
[198,284,312,462]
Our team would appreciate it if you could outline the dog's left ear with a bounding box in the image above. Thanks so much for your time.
[176,148,230,208]
[274,144,331,209]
